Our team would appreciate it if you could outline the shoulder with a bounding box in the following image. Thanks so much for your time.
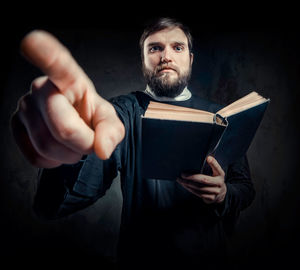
[109,91,152,118]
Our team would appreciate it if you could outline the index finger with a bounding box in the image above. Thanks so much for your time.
[179,174,217,186]
[20,30,90,104]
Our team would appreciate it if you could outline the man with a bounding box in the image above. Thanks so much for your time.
[11,18,255,268]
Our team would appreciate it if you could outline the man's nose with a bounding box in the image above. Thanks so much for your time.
[161,47,172,63]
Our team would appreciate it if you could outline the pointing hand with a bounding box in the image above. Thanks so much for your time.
[11,30,125,168]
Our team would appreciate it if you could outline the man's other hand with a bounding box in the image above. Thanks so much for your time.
[177,156,227,204]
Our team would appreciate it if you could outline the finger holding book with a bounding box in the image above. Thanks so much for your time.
[177,156,227,204]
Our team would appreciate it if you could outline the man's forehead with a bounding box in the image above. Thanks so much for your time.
[144,27,188,46]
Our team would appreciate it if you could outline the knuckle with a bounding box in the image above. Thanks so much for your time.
[216,181,222,188]
[108,129,121,147]
[219,168,225,176]
[116,120,125,140]
[30,76,48,91]
[56,123,78,141]
[200,176,208,184]
[210,195,216,201]
[17,92,40,117]
[203,195,215,204]
[18,93,31,112]
[99,103,115,116]
[17,98,27,113]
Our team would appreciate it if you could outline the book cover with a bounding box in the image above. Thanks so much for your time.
[141,118,225,180]
[213,101,269,169]
[141,92,270,180]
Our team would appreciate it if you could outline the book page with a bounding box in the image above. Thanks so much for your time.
[147,101,212,115]
[217,91,269,117]
[144,110,214,123]
[144,101,214,123]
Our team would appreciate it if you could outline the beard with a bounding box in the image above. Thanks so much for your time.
[142,62,192,98]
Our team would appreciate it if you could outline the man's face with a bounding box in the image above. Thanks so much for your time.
[142,27,193,97]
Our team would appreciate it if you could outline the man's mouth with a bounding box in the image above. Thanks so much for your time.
[159,69,175,74]
[157,65,178,74]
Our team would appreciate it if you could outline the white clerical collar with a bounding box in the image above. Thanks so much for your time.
[144,85,192,102]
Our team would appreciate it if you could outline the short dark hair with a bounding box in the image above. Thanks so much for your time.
[139,17,193,62]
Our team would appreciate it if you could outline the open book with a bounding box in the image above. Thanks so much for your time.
[141,91,270,180]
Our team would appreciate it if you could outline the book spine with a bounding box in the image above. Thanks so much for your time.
[210,114,228,155]
[201,114,228,173]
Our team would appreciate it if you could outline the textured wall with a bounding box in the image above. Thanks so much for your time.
[1,18,299,269]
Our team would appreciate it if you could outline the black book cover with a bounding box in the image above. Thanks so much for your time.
[141,97,269,180]
[213,101,269,169]
[141,118,225,180]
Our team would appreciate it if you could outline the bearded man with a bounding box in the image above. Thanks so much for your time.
[11,17,255,269]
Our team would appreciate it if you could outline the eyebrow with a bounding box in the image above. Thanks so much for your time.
[172,41,186,47]
[146,41,187,47]
[146,42,163,48]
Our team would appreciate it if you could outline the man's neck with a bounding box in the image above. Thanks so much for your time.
[144,85,192,102]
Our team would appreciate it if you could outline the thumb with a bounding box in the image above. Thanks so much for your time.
[207,156,225,177]
[92,101,125,160]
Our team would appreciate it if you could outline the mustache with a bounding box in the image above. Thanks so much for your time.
[155,63,179,74]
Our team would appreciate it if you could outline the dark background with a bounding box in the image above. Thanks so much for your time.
[1,3,300,269]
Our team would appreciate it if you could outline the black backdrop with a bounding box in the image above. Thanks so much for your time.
[1,3,300,269]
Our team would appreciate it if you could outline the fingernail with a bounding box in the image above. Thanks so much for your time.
[207,156,212,163]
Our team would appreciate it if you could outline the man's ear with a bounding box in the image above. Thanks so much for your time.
[190,52,194,65]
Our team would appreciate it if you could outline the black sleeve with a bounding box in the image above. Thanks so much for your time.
[32,93,140,220]
[33,148,121,219]
[214,155,255,219]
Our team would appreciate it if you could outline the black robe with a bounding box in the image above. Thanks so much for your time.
[34,91,255,268]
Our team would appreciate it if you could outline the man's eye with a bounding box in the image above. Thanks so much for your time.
[174,46,184,52]
[149,46,161,53]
